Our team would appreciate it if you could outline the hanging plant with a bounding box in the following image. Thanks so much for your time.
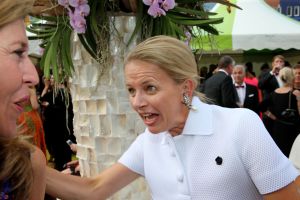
[28,0,240,82]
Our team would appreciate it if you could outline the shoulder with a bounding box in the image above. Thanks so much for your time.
[211,106,258,126]
[30,147,46,172]
[246,84,258,92]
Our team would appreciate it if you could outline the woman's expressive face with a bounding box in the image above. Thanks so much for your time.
[0,19,39,138]
[125,60,189,135]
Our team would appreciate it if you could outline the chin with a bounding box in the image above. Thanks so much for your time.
[2,124,17,139]
[148,127,162,134]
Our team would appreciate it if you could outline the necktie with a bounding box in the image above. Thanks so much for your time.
[235,85,244,88]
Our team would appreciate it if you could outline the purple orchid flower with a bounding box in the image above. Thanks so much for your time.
[184,31,192,46]
[74,4,90,17]
[143,0,154,6]
[161,0,175,11]
[69,11,87,33]
[68,0,88,8]
[58,0,69,7]
[148,0,166,17]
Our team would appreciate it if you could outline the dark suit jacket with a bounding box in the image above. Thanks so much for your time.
[240,84,260,115]
[258,71,279,100]
[202,71,238,108]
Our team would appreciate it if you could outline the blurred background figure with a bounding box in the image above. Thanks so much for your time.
[205,63,218,80]
[232,64,260,115]
[259,55,285,100]
[197,66,208,91]
[288,64,300,172]
[294,64,300,90]
[259,67,300,157]
[40,75,76,171]
[244,62,257,86]
[259,55,285,133]
[258,62,270,80]
[202,55,238,108]
[17,86,47,156]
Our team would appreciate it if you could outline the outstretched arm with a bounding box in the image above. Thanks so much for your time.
[263,181,300,200]
[46,163,140,200]
[30,147,46,200]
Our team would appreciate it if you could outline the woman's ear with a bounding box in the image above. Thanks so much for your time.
[183,79,196,96]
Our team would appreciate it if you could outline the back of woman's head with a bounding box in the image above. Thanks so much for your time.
[0,138,33,199]
[0,0,34,28]
[279,67,294,86]
[125,35,199,88]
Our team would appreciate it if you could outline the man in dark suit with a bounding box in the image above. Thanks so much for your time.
[202,55,238,108]
[258,55,285,132]
[258,55,285,100]
[232,65,260,115]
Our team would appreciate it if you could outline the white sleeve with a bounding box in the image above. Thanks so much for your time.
[118,133,145,176]
[289,134,300,173]
[236,109,299,194]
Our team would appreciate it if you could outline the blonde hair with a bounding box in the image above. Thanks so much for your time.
[0,0,34,28]
[124,35,207,100]
[279,67,294,86]
[0,138,33,199]
[272,55,285,62]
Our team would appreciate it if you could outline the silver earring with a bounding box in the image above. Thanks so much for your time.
[183,94,196,110]
[183,93,191,108]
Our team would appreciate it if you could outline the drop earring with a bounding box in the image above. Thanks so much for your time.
[183,94,197,111]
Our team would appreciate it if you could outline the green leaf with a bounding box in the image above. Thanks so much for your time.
[169,17,223,26]
[43,43,52,79]
[172,7,209,18]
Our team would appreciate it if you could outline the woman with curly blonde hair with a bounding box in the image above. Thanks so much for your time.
[0,0,46,199]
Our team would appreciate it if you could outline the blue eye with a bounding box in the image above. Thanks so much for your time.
[147,86,156,93]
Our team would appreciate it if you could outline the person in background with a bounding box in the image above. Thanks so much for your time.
[259,67,300,157]
[258,55,285,133]
[258,62,270,80]
[46,36,299,200]
[202,55,238,108]
[244,62,263,117]
[40,76,76,171]
[232,65,260,115]
[17,86,47,156]
[197,66,208,91]
[294,64,300,91]
[293,64,300,133]
[259,55,285,100]
[0,0,46,199]
[205,63,218,80]
[288,64,300,173]
[244,62,258,87]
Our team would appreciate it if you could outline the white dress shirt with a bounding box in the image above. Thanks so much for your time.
[119,97,298,200]
[235,82,246,107]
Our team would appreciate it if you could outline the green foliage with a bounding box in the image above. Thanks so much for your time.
[27,0,240,82]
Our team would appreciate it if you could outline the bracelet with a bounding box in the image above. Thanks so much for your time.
[267,112,271,117]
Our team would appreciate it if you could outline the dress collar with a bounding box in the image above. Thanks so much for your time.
[218,69,228,76]
[145,97,214,145]
[180,97,213,136]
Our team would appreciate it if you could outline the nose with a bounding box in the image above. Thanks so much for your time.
[131,92,147,110]
[23,56,39,86]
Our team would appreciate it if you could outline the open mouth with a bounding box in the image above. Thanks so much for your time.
[14,96,29,112]
[141,113,159,126]
[142,113,158,120]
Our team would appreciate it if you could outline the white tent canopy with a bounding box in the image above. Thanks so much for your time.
[194,0,300,51]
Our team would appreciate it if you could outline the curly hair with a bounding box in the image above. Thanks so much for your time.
[0,138,34,199]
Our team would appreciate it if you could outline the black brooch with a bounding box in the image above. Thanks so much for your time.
[215,156,223,165]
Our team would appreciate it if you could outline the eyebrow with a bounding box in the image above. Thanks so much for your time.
[11,40,28,48]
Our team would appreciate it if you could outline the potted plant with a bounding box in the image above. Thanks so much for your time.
[28,0,240,82]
